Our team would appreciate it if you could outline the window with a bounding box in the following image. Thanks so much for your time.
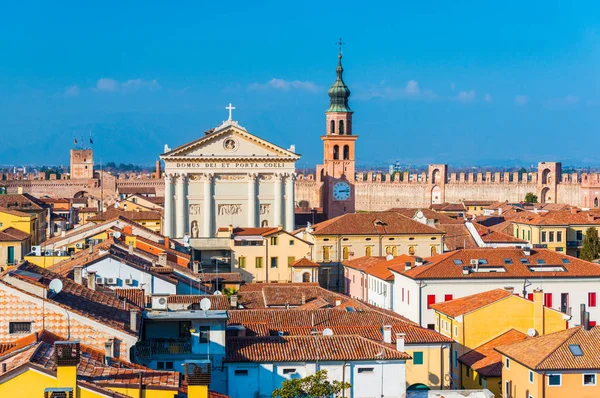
[536,259,546,265]
[270,236,278,245]
[528,230,531,241]
[577,230,583,241]
[505,358,510,369]
[549,232,554,242]
[504,258,513,265]
[562,258,570,264]
[271,257,278,268]
[339,120,345,135]
[333,145,339,159]
[505,381,510,397]
[407,290,410,305]
[239,256,246,269]
[343,246,349,260]
[557,231,562,242]
[544,293,553,307]
[255,257,263,268]
[569,344,583,356]
[289,240,294,246]
[9,322,31,334]
[343,145,349,160]
[408,246,416,255]
[541,232,547,243]
[413,351,424,365]
[330,119,335,134]
[199,326,210,343]
[365,246,372,256]
[454,325,458,337]
[427,295,436,309]
[466,367,470,377]
[454,350,458,368]
[323,246,330,261]
[548,374,561,386]
[287,256,295,266]
[590,292,598,307]
[453,259,463,265]
[527,293,534,301]
[583,374,596,386]
[157,361,165,370]
[302,272,311,283]
[444,294,453,302]
[529,370,534,383]
[478,374,482,386]
[235,369,248,376]
[282,368,297,374]
[357,367,375,374]
[402,288,405,302]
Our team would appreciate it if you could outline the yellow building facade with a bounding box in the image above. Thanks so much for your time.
[0,209,35,244]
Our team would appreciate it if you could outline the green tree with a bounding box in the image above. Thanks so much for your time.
[223,287,238,297]
[272,369,351,398]
[580,227,600,262]
[524,192,538,204]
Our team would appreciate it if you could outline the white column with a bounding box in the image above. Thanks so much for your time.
[176,173,187,238]
[164,174,174,237]
[203,173,213,237]
[273,173,283,227]
[248,173,257,227]
[285,173,296,231]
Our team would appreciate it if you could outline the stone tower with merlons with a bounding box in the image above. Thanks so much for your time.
[317,41,358,219]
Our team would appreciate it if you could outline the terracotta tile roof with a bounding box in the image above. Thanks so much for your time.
[496,326,600,370]
[228,308,452,345]
[459,329,528,377]
[472,223,527,243]
[237,283,361,309]
[133,234,190,259]
[512,209,600,226]
[118,187,156,195]
[387,208,465,224]
[200,272,242,283]
[290,257,320,268]
[463,200,495,207]
[78,207,99,213]
[489,220,515,236]
[310,211,444,236]
[344,254,416,281]
[438,224,478,250]
[0,194,44,211]
[226,335,410,362]
[393,248,600,280]
[3,262,141,335]
[430,289,514,317]
[113,288,146,308]
[430,203,466,212]
[0,207,33,218]
[0,227,30,241]
[87,207,162,222]
[164,294,230,309]
[295,297,331,310]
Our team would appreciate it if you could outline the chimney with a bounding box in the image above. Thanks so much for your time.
[230,295,238,308]
[104,339,114,363]
[158,252,168,266]
[164,237,170,249]
[571,208,579,214]
[584,311,591,331]
[1,363,6,373]
[123,225,133,235]
[382,325,392,344]
[128,242,134,255]
[73,266,83,285]
[61,230,66,237]
[414,257,423,266]
[87,271,96,291]
[335,298,342,307]
[588,214,596,222]
[301,292,306,305]
[462,266,470,275]
[193,261,199,274]
[404,261,412,271]
[88,244,94,254]
[396,333,406,352]
[533,289,544,335]
[130,309,138,333]
[523,247,531,256]
[155,159,161,178]
[54,341,80,391]
[581,304,587,328]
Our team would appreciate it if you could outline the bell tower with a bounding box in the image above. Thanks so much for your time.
[317,41,358,219]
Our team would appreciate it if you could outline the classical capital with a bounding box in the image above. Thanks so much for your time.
[204,172,214,182]
[248,173,258,182]
[273,173,283,182]
[177,173,188,183]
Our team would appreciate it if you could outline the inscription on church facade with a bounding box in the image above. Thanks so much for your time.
[175,162,286,169]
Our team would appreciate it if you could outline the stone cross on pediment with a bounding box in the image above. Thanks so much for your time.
[226,103,236,121]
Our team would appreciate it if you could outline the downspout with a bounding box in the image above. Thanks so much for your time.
[337,234,342,292]
[418,280,424,326]
[440,344,445,390]
[342,361,347,398]
[265,236,269,283]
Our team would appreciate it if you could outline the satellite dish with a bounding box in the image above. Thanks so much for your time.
[199,298,212,311]
[113,231,122,239]
[49,279,63,295]
[323,328,334,336]
[386,254,394,261]
[213,290,223,296]
[527,328,537,337]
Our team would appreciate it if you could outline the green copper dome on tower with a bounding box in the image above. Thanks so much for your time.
[327,53,353,113]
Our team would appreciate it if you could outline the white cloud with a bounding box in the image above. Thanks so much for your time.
[249,78,319,92]
[122,78,160,91]
[483,93,492,102]
[405,80,420,95]
[64,85,80,97]
[96,78,118,92]
[514,95,529,105]
[457,90,476,102]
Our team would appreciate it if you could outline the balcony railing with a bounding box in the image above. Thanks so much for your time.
[135,338,192,359]
[566,241,581,248]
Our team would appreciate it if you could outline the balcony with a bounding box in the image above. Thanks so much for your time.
[190,237,231,250]
[135,338,192,359]
[566,241,581,248]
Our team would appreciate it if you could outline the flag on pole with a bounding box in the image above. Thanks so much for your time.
[90,138,94,145]
[74,138,77,145]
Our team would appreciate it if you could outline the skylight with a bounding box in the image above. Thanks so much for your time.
[537,259,546,264]
[569,344,583,356]
[562,258,571,264]
[504,259,513,265]
[453,259,463,265]
[479,259,488,265]
[520,258,529,264]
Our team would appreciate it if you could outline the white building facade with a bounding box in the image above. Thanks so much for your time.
[161,115,300,239]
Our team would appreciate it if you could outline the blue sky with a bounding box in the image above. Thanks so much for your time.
[1,1,599,169]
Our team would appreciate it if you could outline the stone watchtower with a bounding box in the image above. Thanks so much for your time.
[537,161,561,204]
[70,149,94,179]
[317,46,358,219]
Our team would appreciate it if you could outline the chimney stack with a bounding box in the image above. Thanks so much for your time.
[164,237,170,249]
[158,252,168,267]
[130,309,138,333]
[414,257,424,266]
[523,247,531,256]
[396,333,406,352]
[104,339,114,364]
[87,271,96,291]
[128,242,134,255]
[581,304,586,328]
[382,325,392,344]
[230,295,238,308]
[193,261,199,274]
[73,266,83,285]
[404,261,412,271]
[301,293,306,305]
[335,298,342,307]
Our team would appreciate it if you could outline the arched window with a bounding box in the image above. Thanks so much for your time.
[595,197,599,208]
[408,246,416,255]
[261,220,269,227]
[431,246,437,256]
[302,272,311,283]
[365,246,372,256]
[333,145,339,160]
[330,120,335,134]
[343,145,350,160]
[343,246,349,260]
[323,246,331,261]
[339,120,345,135]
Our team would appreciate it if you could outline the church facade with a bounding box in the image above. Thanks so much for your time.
[160,116,299,238]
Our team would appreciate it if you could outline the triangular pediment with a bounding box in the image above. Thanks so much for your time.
[161,123,299,160]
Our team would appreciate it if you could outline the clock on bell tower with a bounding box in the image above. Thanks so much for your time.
[317,42,358,219]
